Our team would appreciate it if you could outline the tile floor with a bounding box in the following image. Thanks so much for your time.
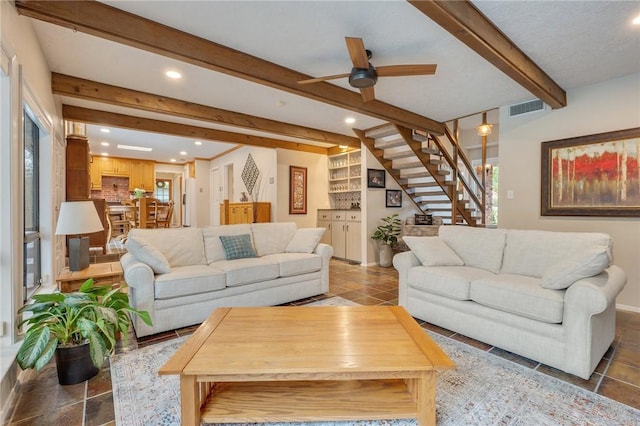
[4,259,640,425]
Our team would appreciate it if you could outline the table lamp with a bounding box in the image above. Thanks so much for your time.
[55,201,104,271]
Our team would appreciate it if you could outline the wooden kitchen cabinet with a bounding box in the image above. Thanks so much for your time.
[90,156,102,190]
[66,136,91,200]
[99,157,130,176]
[128,160,155,191]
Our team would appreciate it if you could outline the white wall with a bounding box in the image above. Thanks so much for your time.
[210,146,278,222]
[364,148,420,265]
[276,148,330,227]
[499,73,640,311]
[1,1,63,416]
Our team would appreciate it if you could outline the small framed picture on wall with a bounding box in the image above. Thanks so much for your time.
[367,169,385,188]
[386,190,402,208]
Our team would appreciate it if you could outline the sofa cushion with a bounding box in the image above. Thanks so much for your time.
[501,230,611,278]
[408,265,495,301]
[125,235,171,274]
[438,226,506,273]
[210,257,280,286]
[470,274,565,324]
[154,265,226,299]
[403,236,464,267]
[285,228,325,253]
[128,228,206,267]
[220,234,257,260]
[262,253,322,277]
[542,246,610,289]
[203,224,252,264]
[252,222,297,256]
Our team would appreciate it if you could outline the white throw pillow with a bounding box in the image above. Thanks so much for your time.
[125,235,171,274]
[542,246,610,290]
[403,236,464,267]
[285,228,326,253]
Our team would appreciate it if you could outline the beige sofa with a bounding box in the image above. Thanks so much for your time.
[120,223,331,337]
[393,226,627,379]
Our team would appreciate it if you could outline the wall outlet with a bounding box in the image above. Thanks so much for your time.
[41,274,49,284]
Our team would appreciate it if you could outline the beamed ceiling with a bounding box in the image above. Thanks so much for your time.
[14,0,640,163]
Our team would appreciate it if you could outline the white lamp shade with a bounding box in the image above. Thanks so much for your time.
[55,201,104,235]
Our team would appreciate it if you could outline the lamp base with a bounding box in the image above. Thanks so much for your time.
[68,236,90,271]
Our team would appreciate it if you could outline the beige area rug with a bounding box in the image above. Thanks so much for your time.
[112,297,640,425]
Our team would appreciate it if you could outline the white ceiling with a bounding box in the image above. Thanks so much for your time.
[26,1,640,163]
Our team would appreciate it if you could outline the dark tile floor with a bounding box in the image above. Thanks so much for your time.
[5,259,640,425]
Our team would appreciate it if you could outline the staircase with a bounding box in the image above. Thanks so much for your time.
[355,123,485,226]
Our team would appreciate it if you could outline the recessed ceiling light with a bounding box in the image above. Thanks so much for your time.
[180,151,187,155]
[166,70,182,79]
[345,117,356,124]
[101,152,109,156]
[101,142,109,146]
[194,140,202,145]
[170,158,177,162]
[100,128,110,133]
[633,15,640,25]
[117,144,152,152]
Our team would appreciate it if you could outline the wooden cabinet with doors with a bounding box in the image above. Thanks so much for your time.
[317,209,332,246]
[128,160,155,191]
[65,135,91,200]
[99,157,129,177]
[329,210,361,263]
[220,201,271,224]
[89,156,102,190]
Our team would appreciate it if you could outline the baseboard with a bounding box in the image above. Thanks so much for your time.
[616,303,640,313]
[0,358,20,423]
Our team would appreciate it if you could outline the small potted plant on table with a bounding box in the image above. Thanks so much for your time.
[371,213,402,267]
[17,278,152,385]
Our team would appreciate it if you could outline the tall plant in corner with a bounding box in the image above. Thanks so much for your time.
[371,213,402,246]
[371,214,402,267]
[17,279,152,384]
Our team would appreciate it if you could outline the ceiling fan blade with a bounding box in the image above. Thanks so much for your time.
[345,37,370,69]
[376,64,437,77]
[360,87,375,103]
[297,73,351,85]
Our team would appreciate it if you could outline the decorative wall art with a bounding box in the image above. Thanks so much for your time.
[541,127,640,217]
[386,190,402,208]
[367,169,385,188]
[241,154,260,196]
[289,166,307,214]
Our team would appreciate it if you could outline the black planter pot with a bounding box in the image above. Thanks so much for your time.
[54,343,99,385]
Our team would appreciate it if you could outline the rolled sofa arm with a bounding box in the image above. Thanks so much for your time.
[565,265,627,314]
[120,253,156,317]
[393,251,421,306]
[314,243,333,293]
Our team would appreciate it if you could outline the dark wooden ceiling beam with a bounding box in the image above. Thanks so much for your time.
[52,73,359,148]
[62,105,329,155]
[408,0,566,109]
[16,0,445,135]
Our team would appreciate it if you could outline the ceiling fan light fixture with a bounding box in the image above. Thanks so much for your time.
[348,65,378,88]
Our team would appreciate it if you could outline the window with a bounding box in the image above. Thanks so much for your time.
[155,179,171,203]
[23,110,41,301]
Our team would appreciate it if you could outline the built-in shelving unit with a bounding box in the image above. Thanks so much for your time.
[328,149,361,209]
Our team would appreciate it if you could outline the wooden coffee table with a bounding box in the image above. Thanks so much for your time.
[159,306,454,425]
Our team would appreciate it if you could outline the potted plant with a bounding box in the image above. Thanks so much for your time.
[371,213,402,267]
[17,278,152,385]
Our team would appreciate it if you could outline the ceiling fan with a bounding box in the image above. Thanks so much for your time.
[298,37,437,103]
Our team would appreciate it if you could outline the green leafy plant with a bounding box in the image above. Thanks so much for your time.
[371,213,402,246]
[17,278,152,371]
